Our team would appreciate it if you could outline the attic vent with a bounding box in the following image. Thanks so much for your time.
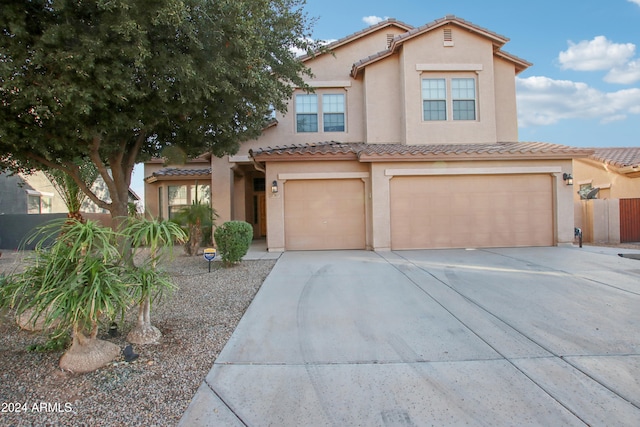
[386,34,394,47]
[443,28,454,47]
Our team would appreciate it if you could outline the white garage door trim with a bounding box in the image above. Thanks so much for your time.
[385,166,562,177]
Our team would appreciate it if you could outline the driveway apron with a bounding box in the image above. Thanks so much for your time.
[179,247,640,426]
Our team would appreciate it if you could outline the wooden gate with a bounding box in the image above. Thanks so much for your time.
[620,199,640,242]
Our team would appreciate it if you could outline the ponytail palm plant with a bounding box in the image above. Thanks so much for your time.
[2,219,131,373]
[124,217,187,344]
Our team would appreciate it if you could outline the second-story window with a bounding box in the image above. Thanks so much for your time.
[295,94,318,132]
[452,78,476,120]
[422,79,447,121]
[422,77,477,122]
[322,94,345,132]
[295,92,346,133]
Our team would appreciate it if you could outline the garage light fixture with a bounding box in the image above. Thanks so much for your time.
[271,180,279,193]
[563,173,573,186]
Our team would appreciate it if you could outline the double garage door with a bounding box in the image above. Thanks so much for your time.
[390,174,554,249]
[282,175,553,250]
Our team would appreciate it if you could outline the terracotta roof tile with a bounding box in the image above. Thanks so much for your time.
[150,167,212,177]
[251,142,365,158]
[251,142,593,162]
[298,18,413,61]
[589,147,640,168]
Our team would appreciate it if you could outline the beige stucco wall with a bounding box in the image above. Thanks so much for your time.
[494,57,519,141]
[573,158,640,200]
[400,26,500,145]
[363,56,403,143]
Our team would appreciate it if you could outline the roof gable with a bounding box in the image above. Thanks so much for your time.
[351,15,532,77]
[297,19,414,63]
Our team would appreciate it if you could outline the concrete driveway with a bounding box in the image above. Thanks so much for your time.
[179,246,640,426]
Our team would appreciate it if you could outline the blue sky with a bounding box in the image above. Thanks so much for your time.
[131,0,640,199]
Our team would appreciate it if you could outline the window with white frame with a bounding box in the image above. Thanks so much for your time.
[26,190,53,214]
[422,77,477,121]
[422,79,447,121]
[295,94,318,132]
[190,184,211,205]
[322,94,345,132]
[168,185,188,220]
[295,92,346,133]
[452,78,476,120]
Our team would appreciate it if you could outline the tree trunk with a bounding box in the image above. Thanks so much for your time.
[126,294,161,345]
[59,328,120,373]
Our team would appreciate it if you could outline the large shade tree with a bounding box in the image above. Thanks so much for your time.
[0,0,319,223]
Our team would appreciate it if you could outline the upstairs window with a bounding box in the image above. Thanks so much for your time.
[422,79,447,121]
[295,94,318,132]
[452,78,476,120]
[422,77,477,122]
[322,94,345,132]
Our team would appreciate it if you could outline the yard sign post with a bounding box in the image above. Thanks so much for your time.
[203,248,217,272]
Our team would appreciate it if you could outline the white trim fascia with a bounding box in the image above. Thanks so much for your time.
[278,172,369,181]
[302,80,352,88]
[416,64,483,72]
[25,189,54,197]
[229,155,251,163]
[385,166,562,177]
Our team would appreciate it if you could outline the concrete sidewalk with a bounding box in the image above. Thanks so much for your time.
[180,246,640,426]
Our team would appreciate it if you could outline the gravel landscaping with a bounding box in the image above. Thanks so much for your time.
[0,249,276,426]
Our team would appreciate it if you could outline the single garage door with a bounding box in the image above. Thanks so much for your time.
[285,179,366,250]
[391,174,553,249]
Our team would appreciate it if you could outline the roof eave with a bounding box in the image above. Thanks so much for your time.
[298,19,414,63]
[251,152,359,162]
[358,152,594,163]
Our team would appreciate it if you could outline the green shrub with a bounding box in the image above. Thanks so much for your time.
[214,221,253,266]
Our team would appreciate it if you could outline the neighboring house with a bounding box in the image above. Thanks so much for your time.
[0,170,140,215]
[147,15,592,251]
[573,147,640,243]
[0,171,67,214]
[573,147,640,200]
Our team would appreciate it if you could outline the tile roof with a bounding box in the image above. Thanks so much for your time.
[251,142,593,162]
[297,19,414,62]
[149,167,212,178]
[589,147,640,168]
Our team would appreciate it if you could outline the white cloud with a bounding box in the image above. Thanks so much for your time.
[558,36,635,71]
[605,59,640,84]
[628,0,640,6]
[516,75,640,127]
[362,16,388,26]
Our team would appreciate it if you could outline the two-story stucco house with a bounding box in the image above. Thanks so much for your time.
[145,15,591,251]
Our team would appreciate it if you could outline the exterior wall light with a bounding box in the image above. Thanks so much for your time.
[271,180,279,193]
[563,173,573,186]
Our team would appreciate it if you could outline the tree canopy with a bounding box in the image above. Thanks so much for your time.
[0,0,319,218]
